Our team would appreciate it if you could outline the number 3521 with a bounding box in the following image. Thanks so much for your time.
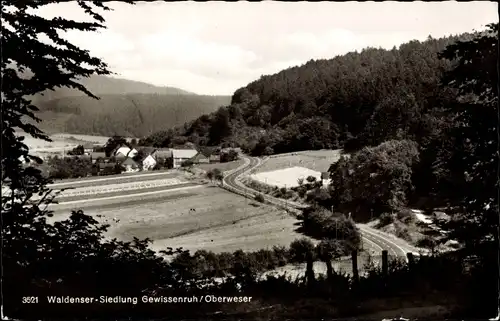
[22,297,38,304]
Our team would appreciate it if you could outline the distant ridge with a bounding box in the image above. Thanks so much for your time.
[31,74,194,103]
[2,64,232,137]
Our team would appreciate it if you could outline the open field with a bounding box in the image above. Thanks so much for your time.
[49,172,182,190]
[256,149,343,173]
[49,186,307,254]
[51,177,187,197]
[250,166,324,188]
[21,132,105,151]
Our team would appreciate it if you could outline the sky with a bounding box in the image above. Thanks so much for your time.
[35,1,497,96]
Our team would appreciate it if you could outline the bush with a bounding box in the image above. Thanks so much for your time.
[255,194,265,203]
[379,212,395,226]
[397,208,416,224]
[220,149,239,163]
[394,221,412,242]
[296,186,307,198]
[300,207,362,248]
[289,238,315,263]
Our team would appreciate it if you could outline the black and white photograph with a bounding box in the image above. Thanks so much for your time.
[1,1,498,320]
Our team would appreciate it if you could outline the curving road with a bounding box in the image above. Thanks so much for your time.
[222,155,420,261]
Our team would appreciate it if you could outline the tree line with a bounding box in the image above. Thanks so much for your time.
[143,33,468,154]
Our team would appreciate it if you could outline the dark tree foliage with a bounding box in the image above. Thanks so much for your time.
[289,238,316,263]
[209,107,232,144]
[67,144,84,155]
[328,140,420,221]
[434,23,498,251]
[298,207,362,249]
[220,149,239,162]
[104,135,129,157]
[0,1,185,318]
[47,156,92,179]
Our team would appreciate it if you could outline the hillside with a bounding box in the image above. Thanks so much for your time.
[16,72,230,137]
[35,93,230,137]
[142,33,474,153]
[28,74,194,104]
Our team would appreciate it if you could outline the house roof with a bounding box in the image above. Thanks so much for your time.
[121,157,138,166]
[220,147,242,154]
[115,146,131,155]
[155,149,172,159]
[82,143,95,149]
[191,152,209,162]
[172,149,198,159]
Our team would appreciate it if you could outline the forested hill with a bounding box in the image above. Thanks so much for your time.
[141,33,473,153]
[21,72,231,137]
[36,94,230,137]
[30,74,194,103]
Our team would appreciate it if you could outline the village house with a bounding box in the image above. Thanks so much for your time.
[220,147,242,154]
[90,152,106,164]
[153,148,172,160]
[209,154,221,163]
[114,145,138,158]
[171,149,199,168]
[190,152,210,164]
[134,147,158,170]
[120,157,140,173]
[97,162,118,176]
[141,154,157,170]
[82,143,95,154]
[321,172,332,186]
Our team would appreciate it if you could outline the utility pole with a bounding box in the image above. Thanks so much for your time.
[285,184,287,213]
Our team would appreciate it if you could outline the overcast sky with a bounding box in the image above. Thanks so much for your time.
[36,1,497,96]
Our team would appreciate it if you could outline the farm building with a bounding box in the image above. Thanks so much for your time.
[115,146,138,158]
[209,154,220,163]
[136,153,157,171]
[120,157,140,172]
[171,149,199,168]
[82,143,95,154]
[190,152,210,164]
[97,162,119,175]
[220,147,242,154]
[154,148,173,160]
[90,152,106,163]
[321,172,331,186]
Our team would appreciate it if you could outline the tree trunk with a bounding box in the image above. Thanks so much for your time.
[351,250,359,284]
[325,259,334,283]
[306,252,315,288]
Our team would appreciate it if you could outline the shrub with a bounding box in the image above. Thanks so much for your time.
[397,208,416,224]
[289,238,315,263]
[255,194,265,203]
[296,186,308,198]
[394,222,412,242]
[306,175,317,183]
[379,212,395,226]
